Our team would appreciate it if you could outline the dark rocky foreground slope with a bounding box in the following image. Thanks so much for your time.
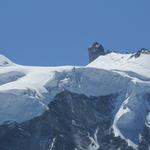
[0,91,136,150]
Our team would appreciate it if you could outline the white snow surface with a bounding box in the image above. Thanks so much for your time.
[88,52,150,78]
[0,52,150,148]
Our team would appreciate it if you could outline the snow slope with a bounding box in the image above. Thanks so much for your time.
[88,52,150,78]
[0,51,150,149]
[0,54,15,66]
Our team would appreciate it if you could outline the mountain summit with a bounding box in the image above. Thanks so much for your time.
[0,46,150,150]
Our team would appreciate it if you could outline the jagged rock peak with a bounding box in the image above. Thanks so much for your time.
[88,42,105,63]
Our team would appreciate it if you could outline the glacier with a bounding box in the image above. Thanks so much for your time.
[0,50,150,149]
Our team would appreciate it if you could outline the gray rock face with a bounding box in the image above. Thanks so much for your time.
[88,42,105,63]
[0,91,134,150]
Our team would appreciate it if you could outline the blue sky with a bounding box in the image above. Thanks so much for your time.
[0,0,150,66]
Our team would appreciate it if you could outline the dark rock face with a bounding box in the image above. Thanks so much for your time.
[88,42,105,63]
[0,91,133,150]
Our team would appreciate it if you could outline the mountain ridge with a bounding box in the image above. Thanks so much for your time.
[0,47,150,149]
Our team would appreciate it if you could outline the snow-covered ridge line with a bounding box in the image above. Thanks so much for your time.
[88,51,150,78]
[0,54,15,66]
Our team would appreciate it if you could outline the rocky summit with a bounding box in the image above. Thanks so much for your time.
[88,42,105,63]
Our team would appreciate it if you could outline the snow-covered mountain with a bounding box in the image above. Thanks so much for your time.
[88,50,150,148]
[0,48,150,150]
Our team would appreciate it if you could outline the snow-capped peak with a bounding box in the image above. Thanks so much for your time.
[0,54,14,66]
[0,49,150,149]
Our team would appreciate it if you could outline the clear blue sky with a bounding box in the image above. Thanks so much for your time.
[0,0,150,66]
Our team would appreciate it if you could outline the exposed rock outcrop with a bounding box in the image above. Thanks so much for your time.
[88,42,105,63]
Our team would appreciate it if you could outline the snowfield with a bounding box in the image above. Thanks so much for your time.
[88,52,150,78]
[0,51,150,149]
